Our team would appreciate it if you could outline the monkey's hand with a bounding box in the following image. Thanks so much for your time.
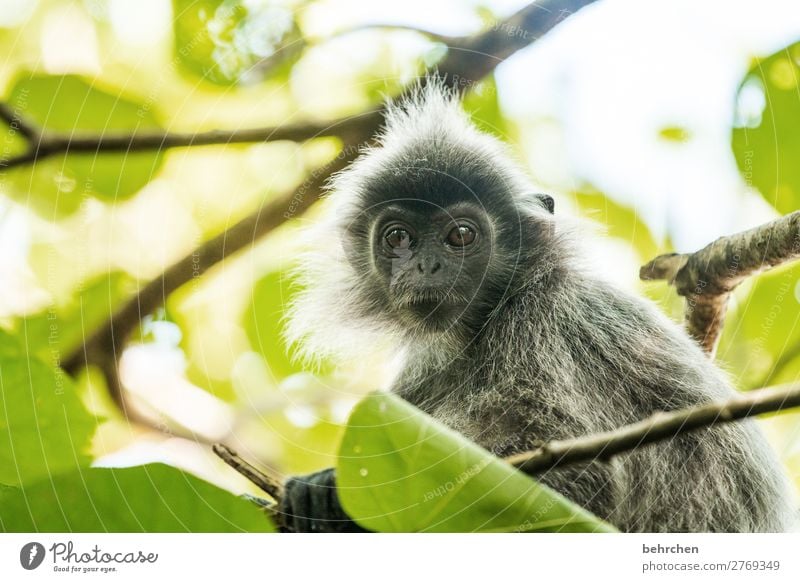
[279,468,369,533]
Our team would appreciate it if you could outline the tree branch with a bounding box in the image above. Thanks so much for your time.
[507,382,800,475]
[216,381,800,529]
[0,0,597,171]
[61,0,599,381]
[62,145,359,377]
[640,211,800,355]
[0,110,381,170]
[0,101,38,141]
[441,0,598,82]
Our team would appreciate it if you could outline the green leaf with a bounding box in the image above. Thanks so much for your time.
[244,269,332,381]
[462,75,508,138]
[4,74,165,217]
[658,126,691,142]
[0,352,96,486]
[574,189,660,260]
[336,392,616,533]
[172,0,304,86]
[732,41,800,213]
[0,464,275,532]
[716,262,800,388]
[0,328,23,359]
[18,272,132,363]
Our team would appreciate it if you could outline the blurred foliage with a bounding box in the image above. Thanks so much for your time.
[732,41,800,214]
[0,0,799,533]
[173,0,304,86]
[4,74,165,218]
[244,269,332,381]
[0,327,275,532]
[461,76,509,138]
[574,189,660,261]
[717,263,800,389]
[17,271,133,362]
[725,40,800,389]
[0,333,95,485]
[338,393,615,532]
[658,126,691,143]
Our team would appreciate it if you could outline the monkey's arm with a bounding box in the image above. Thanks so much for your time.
[279,468,369,533]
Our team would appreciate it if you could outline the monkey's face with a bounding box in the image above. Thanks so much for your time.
[365,200,500,332]
[335,138,554,338]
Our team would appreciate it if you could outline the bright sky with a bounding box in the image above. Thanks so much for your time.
[496,0,800,249]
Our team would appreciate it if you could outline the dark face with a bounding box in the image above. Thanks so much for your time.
[368,200,496,331]
[340,142,553,335]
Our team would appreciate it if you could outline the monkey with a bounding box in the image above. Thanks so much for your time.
[277,79,796,533]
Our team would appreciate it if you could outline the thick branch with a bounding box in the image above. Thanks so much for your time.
[640,211,800,355]
[507,382,800,475]
[441,0,598,82]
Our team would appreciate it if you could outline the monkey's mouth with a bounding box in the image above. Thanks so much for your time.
[395,289,466,323]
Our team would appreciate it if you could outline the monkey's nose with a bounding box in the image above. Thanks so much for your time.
[417,260,441,274]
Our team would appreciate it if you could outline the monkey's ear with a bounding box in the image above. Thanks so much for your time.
[535,193,555,214]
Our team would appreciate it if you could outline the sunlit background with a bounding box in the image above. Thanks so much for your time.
[2,0,800,503]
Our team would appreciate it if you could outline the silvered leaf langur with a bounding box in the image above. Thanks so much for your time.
[279,81,795,533]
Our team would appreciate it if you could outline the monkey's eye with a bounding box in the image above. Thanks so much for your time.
[446,225,476,247]
[385,228,412,250]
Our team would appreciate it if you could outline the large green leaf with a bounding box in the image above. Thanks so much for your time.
[3,74,164,217]
[244,270,332,382]
[732,41,800,213]
[0,347,96,486]
[336,392,616,533]
[0,463,274,532]
[173,0,304,86]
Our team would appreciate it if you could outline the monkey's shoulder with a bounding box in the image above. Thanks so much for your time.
[480,275,736,407]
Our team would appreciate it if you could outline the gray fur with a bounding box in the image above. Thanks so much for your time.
[287,81,796,532]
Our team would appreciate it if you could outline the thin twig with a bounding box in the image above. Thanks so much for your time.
[640,211,800,355]
[0,110,381,170]
[212,443,284,502]
[506,382,800,475]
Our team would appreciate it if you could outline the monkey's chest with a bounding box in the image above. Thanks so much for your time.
[400,372,578,458]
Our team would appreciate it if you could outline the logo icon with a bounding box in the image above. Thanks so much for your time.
[19,542,45,570]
